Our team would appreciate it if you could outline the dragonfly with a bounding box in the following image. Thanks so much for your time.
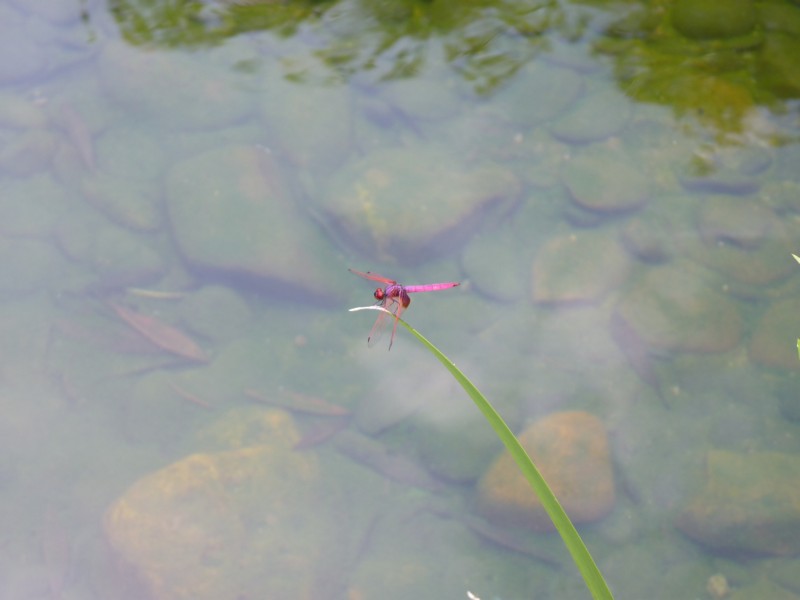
[349,268,460,350]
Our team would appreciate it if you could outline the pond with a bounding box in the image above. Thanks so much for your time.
[1,0,800,598]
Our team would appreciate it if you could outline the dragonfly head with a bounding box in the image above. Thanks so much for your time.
[373,288,385,300]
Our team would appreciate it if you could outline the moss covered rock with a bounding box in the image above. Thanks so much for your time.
[672,0,757,40]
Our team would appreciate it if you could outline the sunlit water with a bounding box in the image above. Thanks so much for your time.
[1,1,799,599]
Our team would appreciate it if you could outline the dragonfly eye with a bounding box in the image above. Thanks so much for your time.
[373,288,385,300]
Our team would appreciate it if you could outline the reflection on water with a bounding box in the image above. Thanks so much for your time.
[1,0,800,598]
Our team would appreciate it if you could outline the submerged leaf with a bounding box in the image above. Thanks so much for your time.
[109,303,209,363]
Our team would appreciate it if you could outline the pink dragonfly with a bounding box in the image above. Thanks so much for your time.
[349,268,460,350]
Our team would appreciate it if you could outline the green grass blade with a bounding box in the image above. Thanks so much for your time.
[349,306,613,599]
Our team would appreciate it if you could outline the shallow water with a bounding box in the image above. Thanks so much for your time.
[1,1,799,599]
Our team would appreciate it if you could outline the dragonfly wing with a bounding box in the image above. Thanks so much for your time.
[366,301,391,347]
[348,269,397,285]
[387,299,407,350]
[404,282,460,293]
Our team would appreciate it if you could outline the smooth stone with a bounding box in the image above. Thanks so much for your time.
[696,196,777,248]
[461,226,530,302]
[178,286,253,343]
[378,77,462,122]
[677,146,767,195]
[0,13,47,83]
[619,216,672,263]
[672,0,756,40]
[689,222,794,288]
[7,0,87,23]
[764,558,800,597]
[166,144,344,302]
[98,41,253,130]
[0,92,47,129]
[0,174,71,237]
[105,409,335,600]
[613,264,742,353]
[0,238,63,296]
[94,125,166,180]
[550,89,631,144]
[489,62,584,128]
[775,378,800,423]
[403,373,507,483]
[563,147,650,212]
[762,180,800,214]
[729,579,800,600]
[80,172,162,232]
[676,450,800,555]
[54,213,166,290]
[732,146,773,176]
[0,129,57,176]
[758,32,800,98]
[774,143,800,181]
[353,367,431,436]
[760,2,800,36]
[749,299,800,371]
[680,173,760,196]
[476,411,615,531]
[532,232,631,305]
[318,146,520,265]
[347,510,538,599]
[123,372,212,446]
[196,406,305,451]
[260,78,352,173]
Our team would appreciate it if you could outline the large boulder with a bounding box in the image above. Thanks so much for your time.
[317,146,520,265]
[677,450,800,556]
[104,409,338,600]
[476,411,615,531]
[165,145,345,302]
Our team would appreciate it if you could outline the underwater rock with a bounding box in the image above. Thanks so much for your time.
[166,144,344,302]
[696,196,777,249]
[749,299,800,371]
[0,175,71,238]
[54,212,166,291]
[688,220,794,290]
[679,172,761,197]
[0,11,47,83]
[377,77,462,123]
[80,172,162,232]
[619,215,672,263]
[98,41,253,130]
[728,579,800,600]
[476,411,615,531]
[105,409,334,600]
[0,91,47,130]
[260,77,352,173]
[676,450,800,556]
[177,286,252,344]
[758,32,800,98]
[318,146,520,265]
[489,62,583,129]
[613,263,742,354]
[94,125,166,181]
[563,146,650,213]
[677,145,770,196]
[550,89,632,144]
[461,225,531,302]
[0,238,63,296]
[671,0,757,40]
[532,231,631,305]
[0,129,57,177]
